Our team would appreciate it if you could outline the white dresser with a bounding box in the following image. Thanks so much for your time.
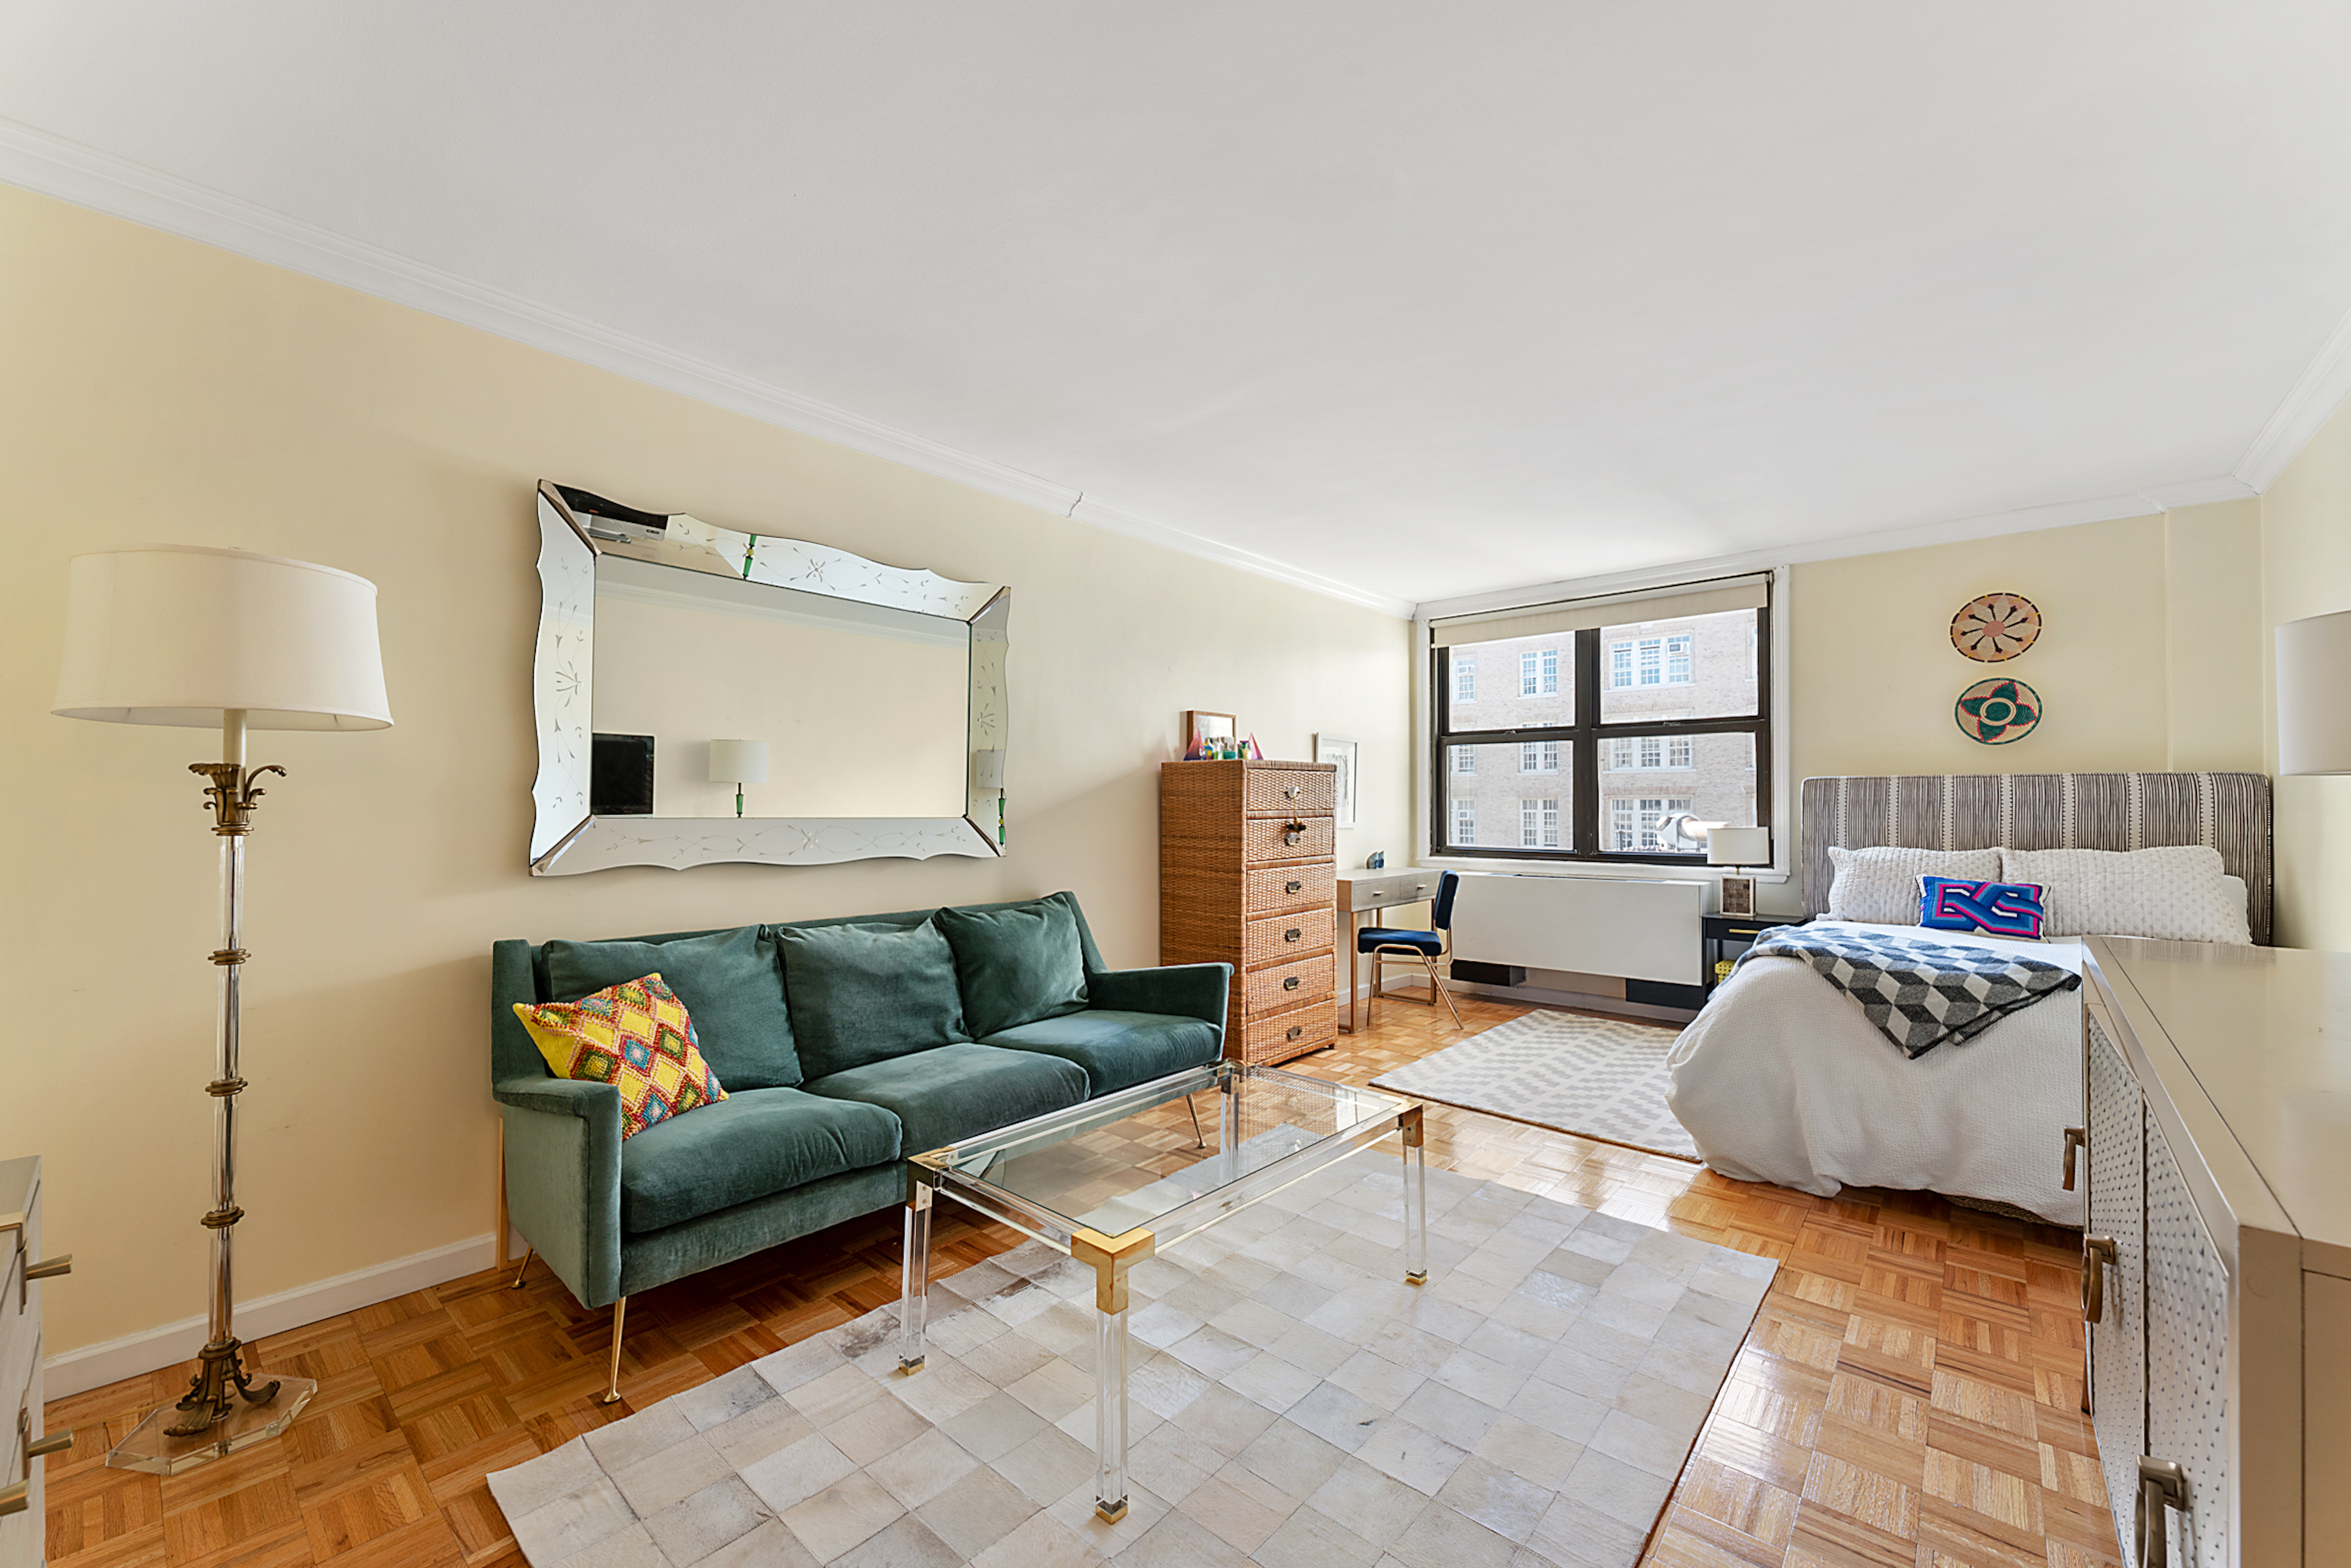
[0,1157,70,1568]
[2078,939,2351,1567]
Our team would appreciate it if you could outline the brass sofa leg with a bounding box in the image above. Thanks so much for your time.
[600,1296,628,1405]
[510,1248,534,1289]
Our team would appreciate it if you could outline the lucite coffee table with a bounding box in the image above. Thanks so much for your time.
[897,1059,1426,1522]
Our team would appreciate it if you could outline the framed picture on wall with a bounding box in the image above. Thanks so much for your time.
[1315,733,1359,828]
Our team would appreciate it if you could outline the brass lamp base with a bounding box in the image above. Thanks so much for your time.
[107,1353,314,1476]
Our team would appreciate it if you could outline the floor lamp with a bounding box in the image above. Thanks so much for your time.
[53,545,391,1475]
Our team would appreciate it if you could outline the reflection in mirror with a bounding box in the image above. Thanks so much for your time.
[528,481,1008,873]
[591,556,969,820]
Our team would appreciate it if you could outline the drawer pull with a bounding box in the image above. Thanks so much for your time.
[2135,1458,2187,1568]
[1286,1025,1302,1041]
[25,1255,69,1283]
[2083,1235,2117,1322]
[1283,785,1301,799]
[1282,822,1307,846]
[18,1410,69,1480]
[1284,927,1301,943]
[1285,880,1302,894]
[0,1481,22,1517]
[1283,976,1301,991]
[2062,1127,2086,1190]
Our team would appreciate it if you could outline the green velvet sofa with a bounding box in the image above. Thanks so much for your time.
[490,892,1227,1396]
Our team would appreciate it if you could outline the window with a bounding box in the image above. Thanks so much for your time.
[1430,592,1768,862]
[1519,648,1559,697]
[1453,746,1476,774]
[1454,658,1476,703]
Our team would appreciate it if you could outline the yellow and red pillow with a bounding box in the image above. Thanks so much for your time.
[513,973,727,1138]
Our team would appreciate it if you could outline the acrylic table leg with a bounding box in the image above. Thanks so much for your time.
[1217,1071,1243,1186]
[899,1178,933,1373]
[1401,1106,1428,1285]
[1094,1302,1130,1522]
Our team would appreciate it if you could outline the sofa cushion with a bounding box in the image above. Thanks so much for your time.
[776,917,970,1080]
[618,1087,901,1234]
[801,1044,1088,1156]
[545,924,801,1088]
[981,1010,1221,1096]
[936,893,1091,1037]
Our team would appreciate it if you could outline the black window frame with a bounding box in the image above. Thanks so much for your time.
[1429,604,1771,866]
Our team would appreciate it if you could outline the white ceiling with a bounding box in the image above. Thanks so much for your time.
[7,4,2351,616]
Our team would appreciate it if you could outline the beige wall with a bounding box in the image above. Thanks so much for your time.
[1771,503,2266,914]
[0,185,1416,1358]
[2260,397,2351,949]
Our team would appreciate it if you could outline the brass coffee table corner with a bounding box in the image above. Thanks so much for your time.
[896,1059,1428,1523]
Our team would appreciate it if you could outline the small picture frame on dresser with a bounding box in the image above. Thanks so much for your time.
[1184,711,1237,756]
[1314,733,1358,827]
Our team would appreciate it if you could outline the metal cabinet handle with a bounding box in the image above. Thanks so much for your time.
[1285,880,1302,894]
[1284,928,1301,943]
[1283,976,1301,991]
[2062,1127,2086,1190]
[1282,785,1301,799]
[2084,1235,2117,1322]
[26,1255,69,1283]
[1282,822,1307,846]
[17,1410,69,1481]
[0,1482,23,1517]
[2136,1458,2186,1567]
[1285,1025,1302,1041]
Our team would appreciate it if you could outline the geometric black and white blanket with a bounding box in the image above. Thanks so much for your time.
[1738,927,2082,1058]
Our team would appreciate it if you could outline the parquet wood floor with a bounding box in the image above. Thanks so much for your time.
[45,989,2115,1568]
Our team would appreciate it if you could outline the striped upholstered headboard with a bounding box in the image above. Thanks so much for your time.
[1800,773,2275,945]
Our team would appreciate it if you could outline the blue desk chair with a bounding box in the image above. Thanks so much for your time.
[1358,870,1465,1030]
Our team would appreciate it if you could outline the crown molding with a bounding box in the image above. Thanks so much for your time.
[2235,297,2351,491]
[1069,494,1415,617]
[1414,483,2246,621]
[0,118,1415,618]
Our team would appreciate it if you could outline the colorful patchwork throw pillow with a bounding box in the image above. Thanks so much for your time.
[512,973,728,1138]
[1918,876,2048,940]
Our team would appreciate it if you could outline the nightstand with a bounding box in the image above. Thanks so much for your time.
[1702,913,1814,996]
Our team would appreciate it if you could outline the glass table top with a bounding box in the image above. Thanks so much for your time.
[911,1060,1411,1245]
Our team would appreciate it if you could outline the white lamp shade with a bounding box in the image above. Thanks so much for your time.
[2278,609,2351,775]
[54,545,391,730]
[708,739,769,784]
[1706,826,1770,866]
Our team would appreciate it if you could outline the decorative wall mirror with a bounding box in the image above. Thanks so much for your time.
[527,481,1007,874]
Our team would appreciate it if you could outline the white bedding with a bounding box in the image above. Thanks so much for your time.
[1665,920,2085,1225]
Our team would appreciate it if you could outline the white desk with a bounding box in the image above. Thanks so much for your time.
[1336,870,1442,1033]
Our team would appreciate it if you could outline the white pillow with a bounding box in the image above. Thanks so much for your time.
[1826,845,2002,924]
[1998,845,2249,944]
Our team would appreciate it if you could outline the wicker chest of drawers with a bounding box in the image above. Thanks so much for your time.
[1160,760,1339,1066]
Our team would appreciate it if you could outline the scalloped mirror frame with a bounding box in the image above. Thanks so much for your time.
[527,480,1007,875]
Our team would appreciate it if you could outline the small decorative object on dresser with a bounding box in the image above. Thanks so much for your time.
[1181,709,1235,756]
[1313,732,1359,827]
[1160,759,1338,1064]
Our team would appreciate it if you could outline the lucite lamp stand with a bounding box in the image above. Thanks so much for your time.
[108,714,316,1475]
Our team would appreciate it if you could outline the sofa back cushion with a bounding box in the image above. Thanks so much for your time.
[544,924,801,1088]
[776,916,969,1078]
[936,893,1091,1037]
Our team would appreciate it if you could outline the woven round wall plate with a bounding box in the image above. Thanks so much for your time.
[1950,592,2041,662]
[1955,676,2042,744]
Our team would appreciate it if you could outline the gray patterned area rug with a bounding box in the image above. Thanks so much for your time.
[1370,1013,1701,1162]
[487,1161,1774,1567]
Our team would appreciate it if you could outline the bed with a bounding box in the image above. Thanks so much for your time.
[1666,771,2272,1225]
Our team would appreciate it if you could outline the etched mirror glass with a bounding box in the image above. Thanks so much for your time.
[528,483,1007,873]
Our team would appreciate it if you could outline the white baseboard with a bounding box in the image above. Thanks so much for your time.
[45,1232,502,1399]
[1449,979,1697,1025]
